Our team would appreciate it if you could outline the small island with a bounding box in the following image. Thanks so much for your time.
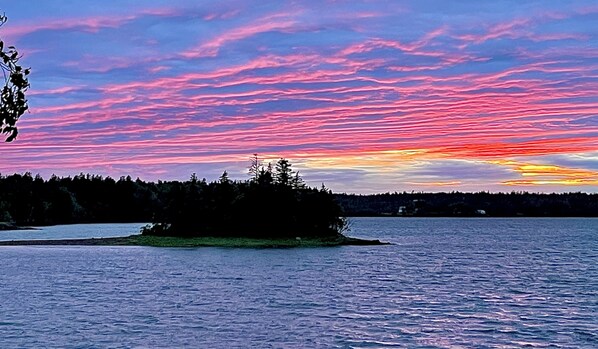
[133,157,387,247]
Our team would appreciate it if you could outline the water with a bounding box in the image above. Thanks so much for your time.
[0,223,147,241]
[0,218,596,348]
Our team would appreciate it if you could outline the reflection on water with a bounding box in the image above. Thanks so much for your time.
[0,218,596,348]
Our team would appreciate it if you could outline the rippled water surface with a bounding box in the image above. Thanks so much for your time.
[0,218,596,348]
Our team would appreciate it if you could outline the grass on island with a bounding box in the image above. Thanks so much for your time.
[132,235,355,247]
[0,234,389,247]
[120,234,387,247]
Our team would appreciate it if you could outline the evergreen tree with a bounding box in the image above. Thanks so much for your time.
[248,153,261,182]
[275,158,293,186]
[219,170,230,184]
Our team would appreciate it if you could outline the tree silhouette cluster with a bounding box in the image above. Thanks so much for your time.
[336,191,598,217]
[1,162,597,234]
[144,157,346,238]
[0,173,158,225]
[0,158,347,238]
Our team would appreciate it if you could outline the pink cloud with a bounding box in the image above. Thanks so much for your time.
[181,13,299,58]
[1,8,179,41]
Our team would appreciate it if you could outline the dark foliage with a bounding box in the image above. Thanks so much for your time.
[0,173,158,225]
[0,14,30,142]
[0,159,347,238]
[144,158,346,238]
[1,166,597,237]
[335,191,598,217]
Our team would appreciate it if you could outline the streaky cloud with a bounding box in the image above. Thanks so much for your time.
[0,0,596,193]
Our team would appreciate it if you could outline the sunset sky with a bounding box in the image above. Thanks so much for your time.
[0,1,597,193]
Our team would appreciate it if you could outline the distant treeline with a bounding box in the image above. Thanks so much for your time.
[335,192,598,217]
[0,173,597,229]
[0,173,158,225]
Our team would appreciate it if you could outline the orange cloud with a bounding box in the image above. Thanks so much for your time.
[490,160,598,186]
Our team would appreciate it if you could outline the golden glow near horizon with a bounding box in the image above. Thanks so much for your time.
[489,160,598,186]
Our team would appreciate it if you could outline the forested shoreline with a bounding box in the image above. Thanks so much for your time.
[0,157,347,239]
[336,192,598,217]
[0,172,596,228]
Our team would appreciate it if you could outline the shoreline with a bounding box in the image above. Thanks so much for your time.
[0,222,39,231]
[0,234,390,247]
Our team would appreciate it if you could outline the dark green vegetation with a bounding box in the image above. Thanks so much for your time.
[0,162,596,232]
[143,157,346,238]
[0,173,158,225]
[0,14,30,142]
[0,234,388,247]
[0,158,348,240]
[336,191,598,217]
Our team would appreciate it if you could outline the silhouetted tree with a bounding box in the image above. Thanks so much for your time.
[0,13,30,142]
[257,163,274,186]
[219,170,230,184]
[291,171,305,189]
[275,158,293,186]
[248,153,261,182]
